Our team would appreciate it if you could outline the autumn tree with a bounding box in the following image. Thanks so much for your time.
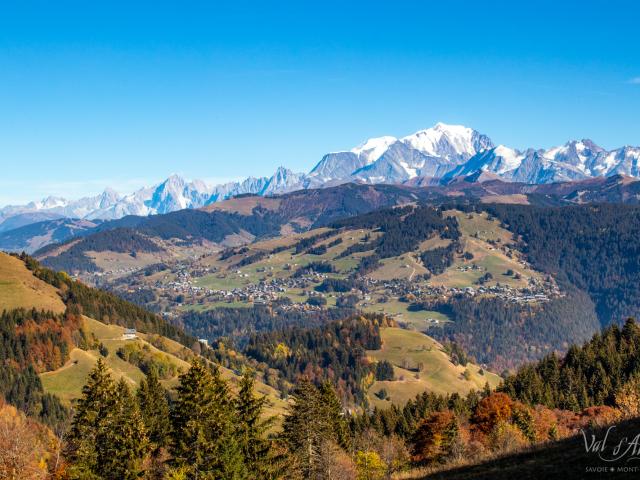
[411,410,459,465]
[615,372,640,418]
[355,450,386,480]
[471,392,514,434]
[0,400,50,480]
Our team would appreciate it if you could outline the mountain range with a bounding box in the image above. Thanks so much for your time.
[2,122,640,233]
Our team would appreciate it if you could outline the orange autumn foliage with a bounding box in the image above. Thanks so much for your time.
[13,311,81,373]
[0,398,60,480]
[472,392,514,434]
[411,410,459,465]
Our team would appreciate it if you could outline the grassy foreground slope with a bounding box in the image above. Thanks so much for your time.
[367,328,501,408]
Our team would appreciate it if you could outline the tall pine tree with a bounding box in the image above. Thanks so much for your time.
[171,358,246,479]
[96,378,149,480]
[65,358,116,478]
[65,359,148,479]
[137,370,171,453]
[318,382,350,450]
[282,379,333,478]
[235,370,277,479]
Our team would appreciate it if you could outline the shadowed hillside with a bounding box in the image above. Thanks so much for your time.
[421,417,640,479]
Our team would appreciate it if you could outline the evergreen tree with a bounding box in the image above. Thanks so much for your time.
[171,358,246,479]
[65,358,116,478]
[236,370,277,479]
[283,379,352,478]
[282,380,327,478]
[511,404,536,442]
[96,378,149,480]
[318,382,350,450]
[137,370,171,453]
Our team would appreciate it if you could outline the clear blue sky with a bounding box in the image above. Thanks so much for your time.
[1,0,639,205]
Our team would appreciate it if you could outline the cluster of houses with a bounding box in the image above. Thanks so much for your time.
[363,275,561,306]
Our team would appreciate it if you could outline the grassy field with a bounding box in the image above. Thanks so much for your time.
[40,315,288,416]
[369,254,428,281]
[86,250,167,274]
[366,328,501,408]
[361,299,451,331]
[41,317,190,402]
[0,251,66,313]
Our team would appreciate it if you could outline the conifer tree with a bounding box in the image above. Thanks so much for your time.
[65,358,116,478]
[283,379,339,478]
[96,378,149,480]
[318,382,350,450]
[283,380,323,477]
[171,358,246,479]
[236,370,277,479]
[137,370,171,453]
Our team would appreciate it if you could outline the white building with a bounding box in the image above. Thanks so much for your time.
[122,328,137,340]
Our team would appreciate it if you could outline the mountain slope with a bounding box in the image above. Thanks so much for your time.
[0,251,66,313]
[0,217,101,253]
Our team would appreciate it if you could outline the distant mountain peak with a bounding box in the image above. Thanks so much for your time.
[350,136,398,162]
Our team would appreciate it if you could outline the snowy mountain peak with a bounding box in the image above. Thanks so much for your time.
[350,136,398,163]
[401,123,493,161]
[491,145,524,174]
[38,196,69,210]
[162,173,187,188]
[261,166,305,195]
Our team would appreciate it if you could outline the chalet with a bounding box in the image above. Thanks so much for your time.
[122,328,137,340]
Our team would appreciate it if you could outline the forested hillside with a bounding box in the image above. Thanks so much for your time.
[485,203,640,326]
[427,288,599,368]
[0,253,198,430]
[245,314,388,404]
[501,318,640,411]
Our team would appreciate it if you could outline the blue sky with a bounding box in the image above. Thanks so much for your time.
[1,0,639,205]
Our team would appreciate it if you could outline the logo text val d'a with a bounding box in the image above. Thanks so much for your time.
[581,426,640,463]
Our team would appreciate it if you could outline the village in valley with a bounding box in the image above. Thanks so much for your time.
[95,210,563,330]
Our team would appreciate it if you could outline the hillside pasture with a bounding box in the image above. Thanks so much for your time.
[366,327,500,408]
[0,251,66,313]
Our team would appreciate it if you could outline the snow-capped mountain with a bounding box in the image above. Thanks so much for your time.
[401,123,493,162]
[2,122,640,232]
[308,123,493,185]
[0,167,305,229]
[0,188,123,226]
[448,140,640,184]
